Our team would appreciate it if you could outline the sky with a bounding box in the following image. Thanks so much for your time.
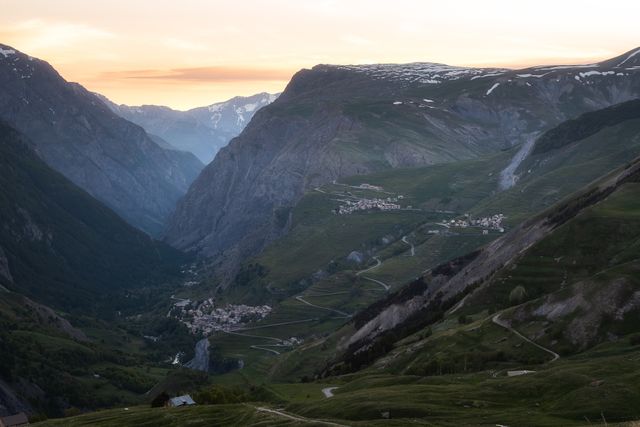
[2,0,639,110]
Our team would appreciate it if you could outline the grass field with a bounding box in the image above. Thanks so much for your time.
[35,337,640,426]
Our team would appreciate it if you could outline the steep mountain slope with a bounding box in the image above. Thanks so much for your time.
[0,44,203,236]
[166,49,640,274]
[322,130,640,376]
[159,101,640,415]
[0,120,186,313]
[282,167,640,426]
[187,112,640,426]
[98,92,279,163]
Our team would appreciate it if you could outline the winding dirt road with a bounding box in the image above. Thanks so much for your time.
[226,255,392,357]
[254,406,349,426]
[355,256,390,291]
[492,313,560,362]
[401,235,415,256]
[356,256,381,276]
[295,296,351,318]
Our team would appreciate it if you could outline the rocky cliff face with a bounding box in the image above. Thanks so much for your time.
[0,246,12,284]
[166,49,640,272]
[0,44,203,236]
[98,92,279,164]
[0,120,186,311]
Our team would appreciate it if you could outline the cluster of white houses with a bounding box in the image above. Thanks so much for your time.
[441,214,506,233]
[170,298,272,335]
[334,196,403,215]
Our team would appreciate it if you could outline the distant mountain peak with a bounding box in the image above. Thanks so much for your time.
[100,91,280,163]
[0,43,203,236]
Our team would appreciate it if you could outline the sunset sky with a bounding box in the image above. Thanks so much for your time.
[2,0,638,110]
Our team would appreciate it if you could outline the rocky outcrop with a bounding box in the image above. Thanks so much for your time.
[0,44,203,236]
[166,49,640,276]
[0,379,34,418]
[0,120,185,311]
[0,246,11,283]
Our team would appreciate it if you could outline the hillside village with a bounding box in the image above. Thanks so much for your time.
[169,297,272,335]
[334,196,402,215]
[438,213,506,232]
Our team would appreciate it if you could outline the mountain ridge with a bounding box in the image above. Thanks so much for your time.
[0,43,203,236]
[0,119,186,312]
[97,92,279,163]
[166,49,640,279]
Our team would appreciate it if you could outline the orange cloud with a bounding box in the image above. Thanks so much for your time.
[99,66,294,83]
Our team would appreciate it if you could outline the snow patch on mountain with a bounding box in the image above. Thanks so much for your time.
[579,70,616,78]
[516,73,549,78]
[99,92,280,163]
[486,83,500,96]
[618,49,640,67]
[0,48,16,58]
[334,63,509,85]
[471,72,505,80]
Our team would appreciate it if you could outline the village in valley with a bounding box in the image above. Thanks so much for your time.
[169,296,273,335]
[326,182,506,235]
[328,183,406,215]
[334,196,403,215]
[437,213,506,233]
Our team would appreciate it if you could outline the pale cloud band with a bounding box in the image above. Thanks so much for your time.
[100,66,293,83]
[1,0,638,109]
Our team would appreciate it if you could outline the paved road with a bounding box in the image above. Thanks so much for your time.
[322,387,339,398]
[492,313,560,362]
[295,296,351,318]
[355,256,390,291]
[254,406,349,426]
[356,257,381,276]
[232,318,318,331]
[223,330,283,342]
[401,236,415,256]
[250,345,282,355]
[222,330,291,356]
[305,291,350,297]
[361,276,390,291]
[226,255,390,358]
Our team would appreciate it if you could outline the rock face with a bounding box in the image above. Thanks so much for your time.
[347,251,365,264]
[0,120,185,311]
[0,246,12,283]
[0,44,203,236]
[98,92,279,164]
[165,49,640,271]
